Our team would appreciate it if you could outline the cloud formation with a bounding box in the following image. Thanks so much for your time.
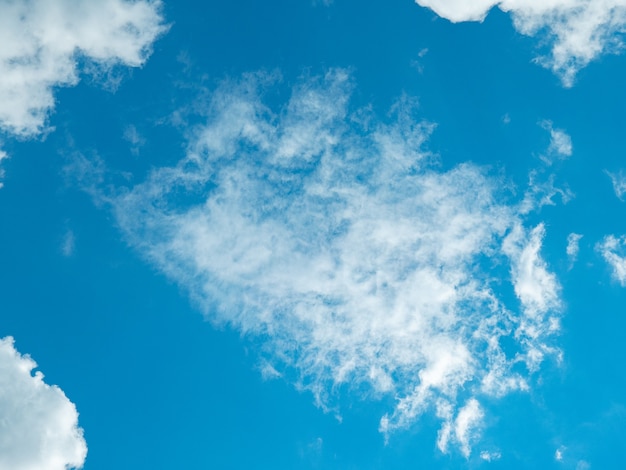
[0,0,166,138]
[597,235,626,285]
[607,170,626,200]
[0,149,7,189]
[108,71,562,455]
[414,0,626,86]
[540,120,573,164]
[567,233,582,265]
[0,337,86,470]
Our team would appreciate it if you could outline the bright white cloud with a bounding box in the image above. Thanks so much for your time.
[0,337,87,470]
[437,398,484,457]
[597,235,626,285]
[504,224,561,316]
[0,0,166,138]
[607,170,626,200]
[107,70,562,455]
[415,0,626,86]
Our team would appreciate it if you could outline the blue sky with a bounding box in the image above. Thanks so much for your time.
[2,0,626,469]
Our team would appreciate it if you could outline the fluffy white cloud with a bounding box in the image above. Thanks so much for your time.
[107,70,562,455]
[0,0,166,138]
[415,0,626,86]
[597,235,626,285]
[0,337,87,470]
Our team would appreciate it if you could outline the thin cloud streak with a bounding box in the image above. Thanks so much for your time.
[597,235,626,285]
[607,170,626,201]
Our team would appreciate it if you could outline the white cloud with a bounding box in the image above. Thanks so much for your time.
[597,235,626,285]
[607,170,626,200]
[480,450,502,461]
[437,398,484,457]
[0,337,87,470]
[566,233,582,265]
[555,445,566,461]
[504,224,561,317]
[107,70,562,455]
[123,125,146,156]
[62,229,76,257]
[540,120,573,163]
[0,149,7,189]
[414,0,626,86]
[0,0,166,139]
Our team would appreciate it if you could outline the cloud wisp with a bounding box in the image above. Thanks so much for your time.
[414,0,626,86]
[566,233,583,267]
[540,120,573,164]
[0,337,86,470]
[0,0,166,139]
[597,235,626,285]
[607,170,626,200]
[105,71,562,456]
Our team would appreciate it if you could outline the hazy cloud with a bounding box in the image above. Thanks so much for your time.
[540,120,573,163]
[597,235,626,286]
[607,170,626,200]
[566,233,583,266]
[480,450,502,461]
[0,149,7,189]
[107,70,562,455]
[414,0,626,86]
[0,337,87,470]
[62,229,76,257]
[123,125,146,156]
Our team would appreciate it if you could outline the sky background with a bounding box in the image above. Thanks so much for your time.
[2,0,626,469]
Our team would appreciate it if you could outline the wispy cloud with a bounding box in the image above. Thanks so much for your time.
[540,120,573,164]
[101,70,563,456]
[61,229,76,257]
[414,0,626,86]
[0,337,87,470]
[437,398,484,457]
[480,450,502,461]
[597,235,626,286]
[0,0,166,139]
[0,149,7,189]
[566,233,583,267]
[123,125,146,156]
[606,170,626,200]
